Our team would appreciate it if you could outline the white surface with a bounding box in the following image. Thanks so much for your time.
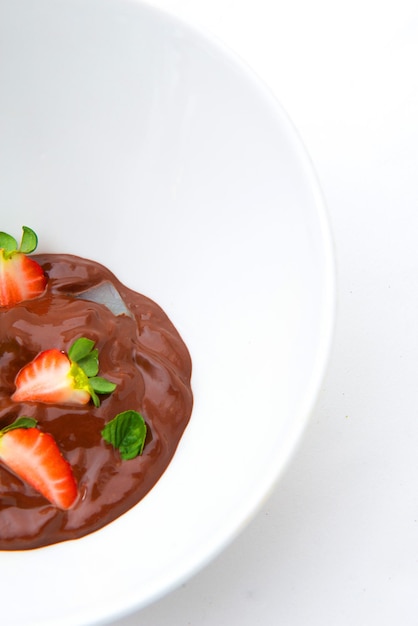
[0,2,334,625]
[111,1,418,625]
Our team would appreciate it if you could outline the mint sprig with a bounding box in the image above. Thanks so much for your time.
[101,410,147,459]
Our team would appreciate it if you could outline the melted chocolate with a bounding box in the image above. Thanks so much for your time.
[0,254,193,550]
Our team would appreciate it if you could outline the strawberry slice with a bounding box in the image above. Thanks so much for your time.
[0,417,78,509]
[11,337,117,406]
[11,349,92,405]
[0,226,47,307]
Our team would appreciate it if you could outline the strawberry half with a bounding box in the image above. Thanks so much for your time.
[11,349,92,405]
[11,337,117,407]
[0,226,47,307]
[0,417,78,509]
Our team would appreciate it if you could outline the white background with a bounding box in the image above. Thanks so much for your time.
[113,1,418,624]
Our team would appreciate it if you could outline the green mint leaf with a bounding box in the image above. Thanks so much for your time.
[102,410,147,459]
[77,350,99,377]
[1,416,38,434]
[68,337,95,362]
[20,226,38,254]
[0,231,18,253]
[89,377,117,394]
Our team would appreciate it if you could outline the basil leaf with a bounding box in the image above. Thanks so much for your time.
[20,226,38,254]
[102,410,147,459]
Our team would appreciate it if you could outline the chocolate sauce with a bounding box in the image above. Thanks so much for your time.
[0,254,193,550]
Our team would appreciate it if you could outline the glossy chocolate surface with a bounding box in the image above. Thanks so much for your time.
[0,254,193,550]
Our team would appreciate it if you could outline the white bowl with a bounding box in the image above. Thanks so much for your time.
[0,1,335,624]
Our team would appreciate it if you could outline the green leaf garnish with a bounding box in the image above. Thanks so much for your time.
[90,389,100,408]
[68,337,116,406]
[0,232,18,252]
[20,226,38,254]
[89,377,117,394]
[0,226,39,258]
[1,416,38,434]
[68,337,96,362]
[77,351,99,377]
[102,410,147,460]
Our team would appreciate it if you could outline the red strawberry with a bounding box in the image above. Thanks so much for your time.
[0,417,78,509]
[0,226,47,307]
[11,349,92,405]
[11,337,117,406]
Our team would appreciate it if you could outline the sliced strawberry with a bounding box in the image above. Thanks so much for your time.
[0,418,78,509]
[0,226,47,307]
[11,349,92,405]
[11,337,117,406]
